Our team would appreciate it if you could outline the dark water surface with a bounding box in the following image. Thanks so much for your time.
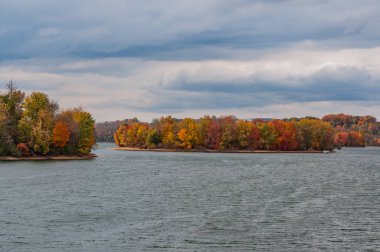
[0,144,379,251]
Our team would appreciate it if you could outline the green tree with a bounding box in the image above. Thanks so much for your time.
[0,81,25,156]
[256,122,278,150]
[145,128,160,148]
[73,108,96,155]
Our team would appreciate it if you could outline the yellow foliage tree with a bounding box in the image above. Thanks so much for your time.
[177,118,201,149]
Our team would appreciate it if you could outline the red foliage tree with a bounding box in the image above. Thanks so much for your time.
[207,119,220,150]
[334,132,348,148]
[347,131,365,147]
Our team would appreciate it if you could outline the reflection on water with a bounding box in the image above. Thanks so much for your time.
[0,144,379,251]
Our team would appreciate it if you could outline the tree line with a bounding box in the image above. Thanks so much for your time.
[113,115,338,151]
[110,113,380,151]
[0,82,96,157]
[96,118,139,142]
[322,113,379,147]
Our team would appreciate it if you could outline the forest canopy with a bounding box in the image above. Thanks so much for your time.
[105,113,379,152]
[112,116,337,151]
[0,82,96,157]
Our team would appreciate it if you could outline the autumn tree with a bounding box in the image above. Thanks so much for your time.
[125,123,139,147]
[0,82,96,157]
[111,114,372,152]
[271,120,298,151]
[256,121,278,150]
[16,143,30,156]
[18,92,58,154]
[53,121,71,147]
[56,109,80,154]
[236,120,253,149]
[312,121,335,151]
[136,123,149,148]
[30,117,51,155]
[334,132,348,149]
[247,122,260,150]
[198,116,212,147]
[347,131,365,147]
[296,119,317,150]
[219,116,238,150]
[114,124,129,147]
[177,118,201,149]
[322,114,358,128]
[374,138,380,146]
[206,118,220,150]
[157,116,177,148]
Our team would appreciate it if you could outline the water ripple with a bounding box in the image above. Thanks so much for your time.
[0,144,379,251]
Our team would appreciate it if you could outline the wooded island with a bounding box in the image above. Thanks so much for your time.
[0,82,96,159]
[110,114,377,152]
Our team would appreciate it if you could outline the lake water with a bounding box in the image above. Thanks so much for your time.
[0,144,379,251]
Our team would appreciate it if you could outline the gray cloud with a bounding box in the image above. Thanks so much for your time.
[142,65,379,112]
[1,1,380,121]
[1,0,380,61]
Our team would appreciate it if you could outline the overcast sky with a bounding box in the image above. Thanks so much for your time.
[1,0,380,122]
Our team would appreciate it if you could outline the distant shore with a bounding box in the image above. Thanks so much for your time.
[113,147,331,154]
[0,154,97,161]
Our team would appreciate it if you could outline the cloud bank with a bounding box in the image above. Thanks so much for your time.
[1,0,380,121]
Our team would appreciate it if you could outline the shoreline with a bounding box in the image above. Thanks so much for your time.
[113,147,331,154]
[0,153,97,161]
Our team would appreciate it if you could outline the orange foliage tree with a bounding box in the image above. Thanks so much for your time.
[347,131,365,147]
[53,122,71,147]
[177,118,201,149]
[334,132,348,148]
[271,120,298,151]
[114,124,129,147]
